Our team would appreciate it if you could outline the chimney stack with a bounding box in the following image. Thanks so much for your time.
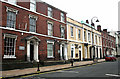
[103,29,107,32]
[97,25,101,32]
[91,23,95,27]
[86,20,89,24]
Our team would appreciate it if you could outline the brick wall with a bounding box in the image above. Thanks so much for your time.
[1,1,67,61]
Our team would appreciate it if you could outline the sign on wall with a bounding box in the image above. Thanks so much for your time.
[19,46,25,50]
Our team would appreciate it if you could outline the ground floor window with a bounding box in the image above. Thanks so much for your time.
[3,34,17,58]
[47,43,53,58]
[4,37,15,56]
[85,46,87,58]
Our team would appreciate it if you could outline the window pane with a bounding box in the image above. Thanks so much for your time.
[47,43,53,57]
[48,23,53,36]
[4,37,15,56]
[8,0,16,4]
[7,11,16,28]
[29,18,36,32]
[30,0,36,11]
[48,7,52,17]
[61,13,65,22]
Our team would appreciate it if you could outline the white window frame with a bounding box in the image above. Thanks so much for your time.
[88,32,91,43]
[47,41,54,58]
[84,31,86,41]
[71,27,73,37]
[61,12,65,22]
[29,14,38,32]
[48,21,53,36]
[6,7,18,29]
[8,0,16,4]
[60,25,65,38]
[85,46,87,58]
[78,29,81,39]
[30,0,36,11]
[48,7,53,17]
[95,35,97,44]
[71,44,75,58]
[3,34,17,59]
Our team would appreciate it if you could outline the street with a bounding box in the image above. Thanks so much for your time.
[16,61,120,79]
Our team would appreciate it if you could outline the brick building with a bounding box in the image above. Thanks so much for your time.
[0,0,68,62]
[97,26,116,57]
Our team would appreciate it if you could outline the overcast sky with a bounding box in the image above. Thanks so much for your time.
[43,0,119,31]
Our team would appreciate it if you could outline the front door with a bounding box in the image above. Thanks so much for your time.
[30,41,34,61]
[71,48,74,58]
[79,50,81,61]
[62,45,64,60]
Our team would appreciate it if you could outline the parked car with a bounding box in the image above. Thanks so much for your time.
[105,55,116,61]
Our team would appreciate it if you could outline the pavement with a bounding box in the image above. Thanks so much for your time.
[1,59,105,78]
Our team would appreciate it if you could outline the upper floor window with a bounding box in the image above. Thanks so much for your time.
[8,0,16,4]
[95,35,97,44]
[48,7,53,17]
[84,31,86,41]
[29,18,36,32]
[48,22,53,36]
[99,37,101,45]
[92,33,94,44]
[29,14,38,32]
[61,12,65,22]
[71,27,73,37]
[60,25,65,38]
[88,32,91,43]
[6,7,18,29]
[78,29,81,39]
[30,0,36,11]
[7,11,16,28]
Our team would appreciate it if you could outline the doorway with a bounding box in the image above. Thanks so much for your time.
[62,45,64,60]
[79,50,81,61]
[30,41,34,61]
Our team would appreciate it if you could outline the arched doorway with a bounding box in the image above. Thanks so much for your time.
[26,36,40,62]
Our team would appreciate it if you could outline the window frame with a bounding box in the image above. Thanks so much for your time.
[8,0,17,4]
[30,0,36,11]
[48,7,53,17]
[29,17,36,32]
[88,32,91,43]
[47,41,54,58]
[71,26,73,37]
[61,12,65,22]
[60,25,65,38]
[78,29,81,39]
[47,21,53,36]
[6,7,18,29]
[3,34,17,59]
[29,14,38,32]
[84,31,86,41]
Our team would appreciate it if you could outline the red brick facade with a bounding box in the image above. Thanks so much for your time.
[1,1,67,61]
[97,26,116,57]
[102,29,116,57]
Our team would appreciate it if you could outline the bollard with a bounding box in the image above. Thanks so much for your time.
[70,59,74,66]
[37,60,40,71]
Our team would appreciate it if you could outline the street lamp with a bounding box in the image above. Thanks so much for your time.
[91,16,99,27]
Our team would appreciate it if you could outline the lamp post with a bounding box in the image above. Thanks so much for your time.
[90,17,99,63]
